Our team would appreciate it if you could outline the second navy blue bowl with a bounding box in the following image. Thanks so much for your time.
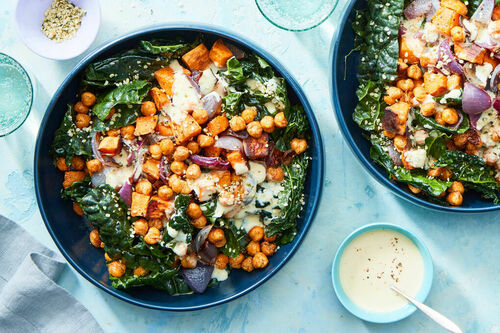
[34,25,324,310]
[330,0,499,212]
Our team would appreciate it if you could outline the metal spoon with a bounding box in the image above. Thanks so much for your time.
[391,285,463,333]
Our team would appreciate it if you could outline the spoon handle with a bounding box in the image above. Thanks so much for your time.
[390,286,463,333]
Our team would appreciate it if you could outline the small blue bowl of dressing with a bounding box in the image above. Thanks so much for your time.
[332,223,433,323]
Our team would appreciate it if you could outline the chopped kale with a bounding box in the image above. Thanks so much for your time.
[92,104,141,132]
[220,221,248,258]
[140,39,190,55]
[414,109,469,134]
[61,176,92,202]
[424,131,449,159]
[168,194,193,238]
[272,105,309,152]
[353,80,384,132]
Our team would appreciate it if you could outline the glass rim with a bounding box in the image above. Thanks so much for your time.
[255,0,338,32]
[0,52,34,137]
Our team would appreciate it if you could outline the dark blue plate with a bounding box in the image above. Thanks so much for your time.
[330,0,499,212]
[34,25,324,310]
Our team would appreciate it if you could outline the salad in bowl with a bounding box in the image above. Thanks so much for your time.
[352,0,500,206]
[50,35,310,295]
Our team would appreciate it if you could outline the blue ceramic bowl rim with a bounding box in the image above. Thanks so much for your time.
[34,23,324,311]
[331,223,434,323]
[0,52,33,137]
[329,0,500,213]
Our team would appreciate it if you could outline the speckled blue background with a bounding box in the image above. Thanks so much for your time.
[1,0,499,332]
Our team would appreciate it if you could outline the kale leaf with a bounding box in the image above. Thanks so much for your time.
[61,176,92,202]
[266,152,310,245]
[168,194,193,236]
[424,131,449,159]
[224,57,247,85]
[353,80,384,132]
[92,80,152,120]
[111,269,192,295]
[220,221,248,258]
[200,198,217,223]
[93,104,141,132]
[414,109,469,134]
[435,150,499,203]
[51,105,93,162]
[140,40,190,55]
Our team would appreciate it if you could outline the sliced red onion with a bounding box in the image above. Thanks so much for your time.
[493,98,500,112]
[130,148,147,183]
[475,39,498,51]
[399,25,407,37]
[469,113,482,129]
[426,0,440,21]
[464,64,487,88]
[222,129,249,139]
[193,225,213,252]
[190,155,230,170]
[404,0,432,19]
[159,155,169,183]
[214,136,243,151]
[202,92,222,119]
[180,264,214,294]
[185,74,201,95]
[191,70,202,83]
[197,241,218,265]
[118,181,133,206]
[490,64,500,92]
[226,43,246,60]
[471,0,494,23]
[462,82,492,115]
[387,145,403,166]
[438,39,464,75]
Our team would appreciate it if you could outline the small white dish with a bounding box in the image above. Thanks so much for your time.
[15,0,101,60]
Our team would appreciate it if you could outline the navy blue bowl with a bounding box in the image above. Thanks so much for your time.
[330,0,499,212]
[34,25,324,310]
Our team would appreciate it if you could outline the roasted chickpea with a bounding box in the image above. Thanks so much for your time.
[246,241,260,256]
[261,241,277,257]
[274,112,288,128]
[158,185,173,200]
[133,219,149,236]
[264,232,277,242]
[383,130,396,139]
[74,101,89,114]
[248,226,264,242]
[169,174,183,193]
[420,102,436,117]
[266,166,285,182]
[192,108,209,125]
[56,157,68,171]
[208,228,226,247]
[187,203,202,219]
[247,121,262,138]
[135,179,152,196]
[197,134,215,148]
[393,135,408,152]
[384,86,404,105]
[440,167,453,181]
[434,111,446,125]
[173,146,190,161]
[75,113,91,128]
[230,116,246,132]
[89,229,103,248]
[215,253,229,270]
[81,92,97,107]
[450,26,465,43]
[427,167,442,178]
[397,78,414,92]
[442,107,459,125]
[144,227,161,244]
[73,202,84,216]
[69,157,85,170]
[260,116,275,133]
[290,138,307,154]
[241,257,254,272]
[148,218,163,230]
[160,138,174,155]
[133,266,148,277]
[141,101,157,116]
[447,74,462,90]
[181,254,198,268]
[186,141,200,154]
[120,125,135,140]
[252,252,269,269]
[104,253,112,262]
[191,215,207,229]
[170,161,187,175]
[107,128,120,137]
[413,86,427,103]
[407,65,422,80]
[408,184,422,194]
[186,164,201,180]
[149,144,162,160]
[108,261,126,278]
[449,181,465,194]
[447,191,463,206]
[229,253,245,269]
[241,107,257,123]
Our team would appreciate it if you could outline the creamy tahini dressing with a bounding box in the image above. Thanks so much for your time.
[339,229,424,313]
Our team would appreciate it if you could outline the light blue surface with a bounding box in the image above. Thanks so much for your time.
[0,0,499,332]
[332,223,433,323]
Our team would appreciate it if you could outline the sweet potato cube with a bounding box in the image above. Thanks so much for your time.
[432,7,460,35]
[204,146,222,157]
[142,159,160,180]
[172,115,202,144]
[441,0,467,16]
[493,5,500,20]
[210,170,231,187]
[154,67,175,95]
[63,171,86,188]
[484,52,500,68]
[131,192,150,217]
[424,72,448,96]
[150,87,169,110]
[147,195,173,219]
[383,102,410,136]
[454,43,486,64]
[227,151,248,175]
[134,116,158,136]
[98,136,121,156]
[209,39,234,67]
[207,115,229,137]
[401,152,415,170]
[400,37,420,65]
[182,44,211,71]
[156,123,174,137]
